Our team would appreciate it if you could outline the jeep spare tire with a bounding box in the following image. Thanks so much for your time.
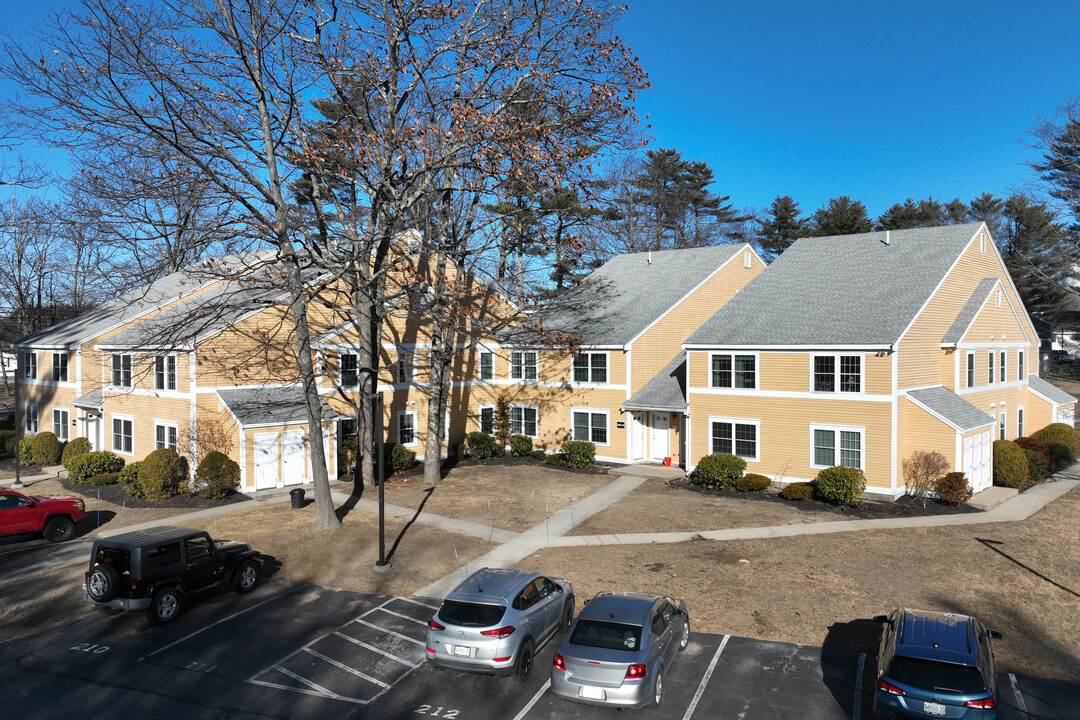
[87,564,120,602]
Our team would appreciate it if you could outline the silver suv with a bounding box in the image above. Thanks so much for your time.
[426,568,574,681]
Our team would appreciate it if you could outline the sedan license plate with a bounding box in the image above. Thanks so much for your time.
[923,701,947,716]
[453,645,471,657]
[581,687,605,701]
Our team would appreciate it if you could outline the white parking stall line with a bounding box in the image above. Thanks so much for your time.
[1009,674,1029,718]
[377,607,429,625]
[681,635,729,720]
[248,677,356,701]
[511,679,551,720]
[354,618,427,646]
[852,653,866,720]
[304,648,390,688]
[273,664,367,704]
[399,596,440,610]
[333,632,419,667]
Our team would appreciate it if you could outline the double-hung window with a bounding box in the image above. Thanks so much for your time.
[479,405,495,435]
[53,408,69,441]
[967,352,975,388]
[155,422,178,451]
[510,351,538,381]
[112,354,132,388]
[396,352,413,384]
[572,409,608,445]
[340,353,358,387]
[1017,407,1024,438]
[479,351,494,381]
[52,353,68,382]
[25,403,38,434]
[710,353,755,389]
[811,425,863,469]
[510,405,538,437]
[1000,350,1006,383]
[1018,350,1024,381]
[572,353,607,383]
[397,410,417,446]
[112,416,133,454]
[813,354,861,393]
[710,418,759,461]
[24,352,36,379]
[987,350,994,385]
[999,412,1006,440]
[154,355,177,391]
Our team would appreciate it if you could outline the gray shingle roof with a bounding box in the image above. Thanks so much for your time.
[217,387,340,427]
[14,252,272,349]
[941,278,999,345]
[907,387,994,432]
[510,244,748,347]
[1028,375,1077,406]
[686,224,984,347]
[72,388,103,410]
[623,355,687,412]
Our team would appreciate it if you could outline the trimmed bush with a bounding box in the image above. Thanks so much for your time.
[391,443,416,473]
[86,472,121,486]
[192,451,240,500]
[1045,442,1074,475]
[936,472,972,506]
[1023,449,1048,486]
[780,482,813,501]
[560,440,596,470]
[30,431,62,465]
[509,434,533,457]
[691,453,746,490]
[1036,423,1080,462]
[455,442,468,461]
[992,439,1028,489]
[61,437,92,467]
[545,453,566,467]
[120,461,142,498]
[530,450,547,460]
[1013,436,1050,465]
[138,448,187,501]
[67,451,125,483]
[18,437,34,464]
[814,466,867,505]
[736,473,771,491]
[466,431,498,461]
[0,429,15,455]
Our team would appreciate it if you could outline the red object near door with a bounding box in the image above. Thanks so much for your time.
[663,457,672,467]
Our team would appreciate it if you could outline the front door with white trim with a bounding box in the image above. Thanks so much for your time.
[85,414,100,452]
[254,432,280,490]
[649,412,669,461]
[631,412,647,461]
[281,429,305,486]
[963,431,992,493]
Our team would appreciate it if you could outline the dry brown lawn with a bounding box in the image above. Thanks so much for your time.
[14,477,182,536]
[379,462,610,532]
[517,484,1080,681]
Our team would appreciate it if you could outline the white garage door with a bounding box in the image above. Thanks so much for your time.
[254,432,280,490]
[282,429,306,486]
[963,431,992,493]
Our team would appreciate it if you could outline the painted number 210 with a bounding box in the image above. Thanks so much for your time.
[415,706,459,718]
[70,643,109,654]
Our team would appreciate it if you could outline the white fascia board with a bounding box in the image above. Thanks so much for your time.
[682,344,892,352]
[905,392,994,433]
[94,343,192,352]
[895,225,982,347]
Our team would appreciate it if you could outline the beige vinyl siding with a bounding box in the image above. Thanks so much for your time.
[898,396,960,471]
[103,393,191,459]
[961,384,1031,440]
[962,293,1029,342]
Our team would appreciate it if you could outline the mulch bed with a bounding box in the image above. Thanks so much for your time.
[674,479,982,519]
[376,453,616,484]
[58,475,252,510]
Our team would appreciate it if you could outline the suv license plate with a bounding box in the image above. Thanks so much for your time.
[453,646,471,657]
[923,701,946,716]
[581,687,605,701]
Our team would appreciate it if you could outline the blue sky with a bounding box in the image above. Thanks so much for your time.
[3,1,1080,219]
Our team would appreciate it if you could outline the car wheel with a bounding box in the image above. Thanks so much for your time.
[561,599,575,632]
[233,560,259,594]
[146,587,182,625]
[652,668,663,707]
[43,515,75,543]
[678,620,690,651]
[516,639,534,682]
[87,564,119,602]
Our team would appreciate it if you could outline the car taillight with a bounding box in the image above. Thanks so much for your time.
[877,678,905,696]
[625,663,646,679]
[553,653,565,671]
[480,626,515,639]
[131,580,138,590]
[966,697,996,709]
[427,617,445,631]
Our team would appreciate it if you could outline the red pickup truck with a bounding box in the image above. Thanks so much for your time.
[0,488,85,542]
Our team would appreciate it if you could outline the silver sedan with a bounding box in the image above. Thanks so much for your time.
[426,568,575,681]
[551,591,690,708]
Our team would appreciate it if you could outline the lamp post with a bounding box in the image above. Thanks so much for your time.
[371,391,390,571]
[12,354,22,489]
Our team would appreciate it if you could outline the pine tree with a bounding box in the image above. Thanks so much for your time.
[756,195,808,259]
[999,195,1071,316]
[809,196,873,236]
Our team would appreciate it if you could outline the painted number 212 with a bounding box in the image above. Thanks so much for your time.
[415,706,459,718]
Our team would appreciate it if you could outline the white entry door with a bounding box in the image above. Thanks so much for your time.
[649,412,669,460]
[85,415,100,452]
[631,413,647,461]
[281,429,306,486]
[254,432,280,490]
[964,431,992,493]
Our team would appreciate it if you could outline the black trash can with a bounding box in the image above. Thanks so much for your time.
[290,488,305,509]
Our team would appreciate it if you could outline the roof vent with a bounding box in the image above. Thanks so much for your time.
[883,230,890,246]
[647,251,652,265]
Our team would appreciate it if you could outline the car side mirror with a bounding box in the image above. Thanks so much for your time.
[987,629,1003,640]
[583,598,590,606]
[873,615,889,623]
[678,608,687,616]
[556,585,563,593]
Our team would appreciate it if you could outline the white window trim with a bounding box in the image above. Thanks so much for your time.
[25,402,39,434]
[478,403,495,435]
[111,413,135,456]
[510,350,539,382]
[966,351,975,388]
[1017,405,1024,439]
[396,351,414,385]
[111,353,133,389]
[707,416,761,463]
[571,407,611,447]
[479,350,495,381]
[154,353,178,391]
[809,353,865,395]
[509,403,540,439]
[154,420,179,451]
[708,351,759,390]
[998,411,1007,440]
[339,352,359,388]
[1018,349,1025,382]
[809,423,866,471]
[999,349,1006,384]
[52,352,69,382]
[52,407,71,441]
[24,351,36,379]
[987,349,994,385]
[572,351,610,385]
[397,409,418,447]
[743,251,752,268]
[996,288,1002,307]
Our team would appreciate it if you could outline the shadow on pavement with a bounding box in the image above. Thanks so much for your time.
[821,617,880,719]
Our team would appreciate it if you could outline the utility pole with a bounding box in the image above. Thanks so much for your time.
[372,391,390,571]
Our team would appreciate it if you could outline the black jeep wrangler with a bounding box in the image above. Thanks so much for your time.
[84,526,265,624]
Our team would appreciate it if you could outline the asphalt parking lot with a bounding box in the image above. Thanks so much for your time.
[2,579,1076,720]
